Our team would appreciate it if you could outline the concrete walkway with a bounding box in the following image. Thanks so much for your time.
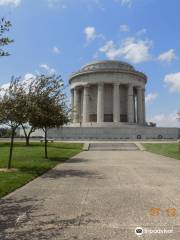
[0,150,180,239]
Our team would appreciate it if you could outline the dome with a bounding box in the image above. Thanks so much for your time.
[81,60,134,72]
[69,59,147,83]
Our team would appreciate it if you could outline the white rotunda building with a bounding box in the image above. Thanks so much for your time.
[70,60,147,126]
[47,60,179,140]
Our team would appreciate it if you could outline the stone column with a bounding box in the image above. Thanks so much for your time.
[71,89,74,122]
[142,88,146,124]
[137,86,144,125]
[73,87,80,123]
[113,83,120,122]
[133,92,136,123]
[97,83,104,123]
[83,85,90,123]
[127,84,134,123]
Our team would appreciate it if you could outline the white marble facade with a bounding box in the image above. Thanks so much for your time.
[70,60,147,126]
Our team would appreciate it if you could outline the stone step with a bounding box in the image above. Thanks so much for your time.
[89,143,139,151]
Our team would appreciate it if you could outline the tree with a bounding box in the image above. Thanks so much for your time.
[20,76,36,146]
[0,18,14,57]
[28,74,69,159]
[21,124,35,146]
[0,77,27,168]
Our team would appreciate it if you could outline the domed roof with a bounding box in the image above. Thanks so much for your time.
[69,60,147,83]
[81,60,134,72]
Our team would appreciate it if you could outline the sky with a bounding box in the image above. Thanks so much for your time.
[0,0,180,127]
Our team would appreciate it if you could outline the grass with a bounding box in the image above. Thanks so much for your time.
[143,143,180,160]
[0,142,83,198]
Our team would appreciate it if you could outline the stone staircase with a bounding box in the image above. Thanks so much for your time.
[88,143,139,151]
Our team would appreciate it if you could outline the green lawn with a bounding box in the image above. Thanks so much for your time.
[0,142,83,198]
[143,143,180,160]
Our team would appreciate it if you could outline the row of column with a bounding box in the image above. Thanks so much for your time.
[72,83,146,125]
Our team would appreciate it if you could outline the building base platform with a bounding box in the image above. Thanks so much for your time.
[47,125,180,140]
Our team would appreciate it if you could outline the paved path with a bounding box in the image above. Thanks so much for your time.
[0,150,180,239]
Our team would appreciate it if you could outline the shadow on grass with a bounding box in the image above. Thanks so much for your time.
[9,156,86,180]
[48,144,82,150]
[17,167,51,175]
[17,157,85,175]
[0,142,40,148]
[48,157,70,162]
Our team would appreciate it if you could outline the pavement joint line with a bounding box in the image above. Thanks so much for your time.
[156,186,177,208]
[78,188,90,226]
[14,198,44,228]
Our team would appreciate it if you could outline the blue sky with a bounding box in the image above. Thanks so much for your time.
[0,0,180,126]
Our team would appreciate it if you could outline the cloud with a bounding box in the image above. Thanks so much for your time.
[99,41,117,59]
[0,82,10,97]
[84,26,96,41]
[145,93,158,103]
[52,46,60,54]
[0,0,21,6]
[1,82,10,89]
[48,0,103,10]
[22,73,36,84]
[164,72,180,92]
[136,28,147,36]
[116,0,132,7]
[121,38,152,63]
[39,64,56,74]
[148,111,179,127]
[157,49,176,63]
[21,73,36,93]
[47,0,133,10]
[99,38,152,63]
[1,74,35,90]
[120,24,129,32]
[48,0,61,7]
[0,73,36,97]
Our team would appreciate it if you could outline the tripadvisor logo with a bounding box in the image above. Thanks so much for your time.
[135,227,144,236]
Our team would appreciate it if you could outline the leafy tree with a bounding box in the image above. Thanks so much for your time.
[0,77,27,168]
[28,74,69,158]
[0,128,13,137]
[21,124,36,146]
[0,18,14,57]
[20,76,36,146]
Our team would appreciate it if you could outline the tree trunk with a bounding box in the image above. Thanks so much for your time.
[8,127,15,169]
[26,137,30,146]
[44,127,48,159]
[22,125,34,146]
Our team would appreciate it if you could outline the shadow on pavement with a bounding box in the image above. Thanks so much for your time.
[0,197,99,240]
[0,197,40,240]
[66,158,90,164]
[41,169,104,180]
